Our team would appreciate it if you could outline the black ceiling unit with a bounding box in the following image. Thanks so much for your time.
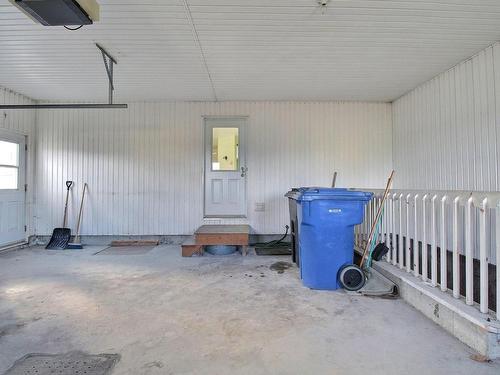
[13,0,93,26]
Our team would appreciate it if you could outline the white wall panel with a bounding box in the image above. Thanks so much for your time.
[393,42,500,191]
[35,101,392,235]
[0,86,36,236]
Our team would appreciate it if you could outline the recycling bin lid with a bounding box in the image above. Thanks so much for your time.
[295,187,372,202]
[285,187,311,199]
[285,187,348,199]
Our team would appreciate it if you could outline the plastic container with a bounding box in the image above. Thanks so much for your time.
[296,188,372,290]
[285,187,306,266]
[205,245,238,255]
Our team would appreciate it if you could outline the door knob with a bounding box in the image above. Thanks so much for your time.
[241,166,248,177]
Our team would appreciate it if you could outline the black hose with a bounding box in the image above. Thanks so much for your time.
[251,225,291,247]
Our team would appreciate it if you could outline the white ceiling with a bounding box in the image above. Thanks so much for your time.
[1,0,500,102]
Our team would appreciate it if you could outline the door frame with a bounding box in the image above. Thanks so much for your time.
[0,128,28,248]
[202,115,248,218]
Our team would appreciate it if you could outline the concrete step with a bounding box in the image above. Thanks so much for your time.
[373,261,500,359]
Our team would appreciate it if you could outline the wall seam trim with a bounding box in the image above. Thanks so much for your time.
[182,0,218,102]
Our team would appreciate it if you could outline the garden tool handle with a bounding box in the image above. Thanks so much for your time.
[62,180,73,227]
[74,183,88,242]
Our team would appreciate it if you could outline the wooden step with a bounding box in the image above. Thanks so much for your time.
[181,238,203,257]
[194,225,250,256]
[194,225,250,234]
[194,225,250,245]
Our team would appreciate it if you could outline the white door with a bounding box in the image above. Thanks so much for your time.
[0,130,26,247]
[204,117,247,217]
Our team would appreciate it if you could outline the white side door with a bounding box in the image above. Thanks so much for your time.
[204,117,247,217]
[0,130,26,247]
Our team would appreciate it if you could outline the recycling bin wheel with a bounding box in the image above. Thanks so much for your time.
[338,264,366,291]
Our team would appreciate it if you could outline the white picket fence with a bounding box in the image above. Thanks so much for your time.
[355,190,500,320]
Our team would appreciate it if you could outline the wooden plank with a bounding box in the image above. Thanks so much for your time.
[241,245,248,256]
[110,240,159,247]
[195,225,250,235]
[184,225,251,257]
[181,244,203,257]
[182,237,196,245]
[195,233,249,246]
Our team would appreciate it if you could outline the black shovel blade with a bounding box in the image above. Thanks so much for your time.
[371,243,389,261]
[45,228,71,250]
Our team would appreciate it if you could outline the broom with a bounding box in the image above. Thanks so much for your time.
[67,183,87,250]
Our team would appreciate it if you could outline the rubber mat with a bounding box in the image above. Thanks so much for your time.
[94,245,156,255]
[255,245,291,256]
[4,351,120,375]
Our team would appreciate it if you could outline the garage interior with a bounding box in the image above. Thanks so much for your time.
[1,0,500,374]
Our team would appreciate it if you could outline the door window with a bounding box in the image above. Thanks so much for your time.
[0,140,20,189]
[212,127,239,171]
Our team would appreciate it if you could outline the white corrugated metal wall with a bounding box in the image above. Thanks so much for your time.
[35,101,392,236]
[8,40,500,237]
[0,86,37,236]
[393,42,500,191]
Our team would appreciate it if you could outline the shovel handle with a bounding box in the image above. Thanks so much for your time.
[62,181,73,227]
[74,183,88,243]
[331,171,338,188]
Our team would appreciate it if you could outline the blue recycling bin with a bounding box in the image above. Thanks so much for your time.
[296,188,373,290]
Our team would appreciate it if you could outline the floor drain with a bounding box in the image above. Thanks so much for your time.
[4,351,120,375]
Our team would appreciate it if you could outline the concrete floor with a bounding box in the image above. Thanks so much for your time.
[0,245,499,375]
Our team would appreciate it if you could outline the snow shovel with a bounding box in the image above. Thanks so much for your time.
[45,180,73,250]
[67,183,87,250]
